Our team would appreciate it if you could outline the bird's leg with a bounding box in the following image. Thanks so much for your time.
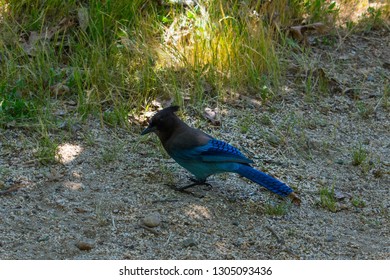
[175,178,213,191]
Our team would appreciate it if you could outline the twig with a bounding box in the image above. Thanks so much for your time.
[164,232,173,246]
[265,226,285,245]
[266,226,300,259]
[0,184,25,196]
[138,224,160,236]
[111,215,117,231]
[151,199,179,204]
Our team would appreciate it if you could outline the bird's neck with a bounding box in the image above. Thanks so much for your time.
[157,118,189,144]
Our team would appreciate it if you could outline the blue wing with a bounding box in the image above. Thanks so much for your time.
[191,139,253,164]
[168,139,253,180]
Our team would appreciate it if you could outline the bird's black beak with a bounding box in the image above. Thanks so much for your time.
[141,125,156,135]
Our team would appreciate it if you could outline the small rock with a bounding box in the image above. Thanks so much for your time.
[339,203,349,210]
[334,191,351,200]
[71,123,82,133]
[37,236,49,242]
[142,213,161,228]
[267,134,281,147]
[76,241,94,251]
[325,234,334,242]
[182,238,197,248]
[203,107,221,126]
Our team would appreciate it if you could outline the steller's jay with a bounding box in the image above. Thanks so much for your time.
[141,106,300,205]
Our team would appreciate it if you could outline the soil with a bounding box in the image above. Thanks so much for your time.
[0,30,389,260]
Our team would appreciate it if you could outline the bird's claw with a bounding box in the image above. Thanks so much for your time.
[165,179,213,198]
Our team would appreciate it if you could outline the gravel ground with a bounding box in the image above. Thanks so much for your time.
[0,31,389,260]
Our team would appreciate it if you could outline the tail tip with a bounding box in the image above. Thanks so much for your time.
[288,192,301,206]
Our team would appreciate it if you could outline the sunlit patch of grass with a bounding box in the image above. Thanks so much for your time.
[0,0,388,133]
[338,0,389,30]
[158,1,282,102]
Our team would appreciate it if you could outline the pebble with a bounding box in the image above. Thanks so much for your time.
[76,241,94,251]
[37,236,49,242]
[267,134,281,147]
[325,234,334,242]
[142,213,161,228]
[182,238,197,248]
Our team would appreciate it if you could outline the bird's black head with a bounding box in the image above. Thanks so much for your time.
[141,106,180,136]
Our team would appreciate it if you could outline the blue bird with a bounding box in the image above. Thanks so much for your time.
[141,106,300,204]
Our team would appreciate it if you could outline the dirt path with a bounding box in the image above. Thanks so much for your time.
[0,31,389,260]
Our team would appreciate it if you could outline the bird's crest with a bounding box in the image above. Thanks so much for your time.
[153,105,179,118]
[161,105,179,114]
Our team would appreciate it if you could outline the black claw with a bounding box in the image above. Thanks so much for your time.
[165,179,212,198]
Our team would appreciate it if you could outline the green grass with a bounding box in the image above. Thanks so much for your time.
[264,201,290,216]
[99,143,124,165]
[356,101,374,119]
[351,144,368,166]
[351,196,366,208]
[319,186,337,212]
[0,0,389,131]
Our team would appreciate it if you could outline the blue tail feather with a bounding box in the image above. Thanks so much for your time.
[237,164,293,197]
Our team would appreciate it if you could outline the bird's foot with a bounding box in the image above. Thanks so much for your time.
[181,178,213,191]
[165,179,213,198]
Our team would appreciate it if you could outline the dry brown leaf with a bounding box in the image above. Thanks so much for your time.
[289,22,328,44]
[203,107,221,126]
[20,17,75,55]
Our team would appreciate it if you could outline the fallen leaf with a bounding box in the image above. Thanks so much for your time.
[289,22,328,44]
[20,17,75,56]
[203,107,221,126]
